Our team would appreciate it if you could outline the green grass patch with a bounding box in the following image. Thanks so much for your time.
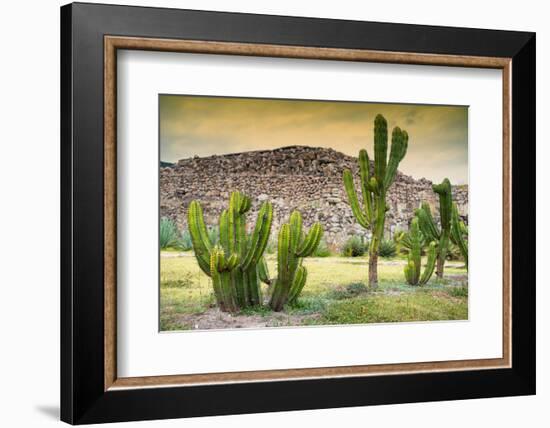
[160,253,468,330]
[317,293,468,325]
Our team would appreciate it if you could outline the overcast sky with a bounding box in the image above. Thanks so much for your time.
[160,94,468,184]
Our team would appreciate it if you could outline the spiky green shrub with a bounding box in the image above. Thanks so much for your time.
[160,217,179,249]
[313,237,332,257]
[175,229,193,251]
[446,242,463,261]
[342,236,366,257]
[450,203,468,267]
[269,211,323,311]
[415,178,453,278]
[188,191,273,312]
[403,218,437,286]
[343,114,408,288]
[379,239,397,258]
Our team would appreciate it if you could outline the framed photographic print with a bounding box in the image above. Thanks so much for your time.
[60,2,535,424]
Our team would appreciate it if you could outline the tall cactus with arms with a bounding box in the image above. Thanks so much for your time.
[402,218,437,286]
[269,211,323,311]
[415,178,452,279]
[188,191,273,312]
[343,114,408,288]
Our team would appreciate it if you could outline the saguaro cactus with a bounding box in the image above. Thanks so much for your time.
[402,218,437,286]
[450,202,468,267]
[343,114,408,288]
[415,178,452,279]
[269,211,323,311]
[188,191,273,312]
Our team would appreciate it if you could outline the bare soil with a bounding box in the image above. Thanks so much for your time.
[175,307,321,330]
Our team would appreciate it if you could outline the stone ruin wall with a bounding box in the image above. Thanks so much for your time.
[160,146,468,248]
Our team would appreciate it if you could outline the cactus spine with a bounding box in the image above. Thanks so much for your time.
[343,114,408,288]
[402,218,437,286]
[188,191,273,312]
[269,211,323,311]
[415,178,452,279]
[450,202,468,267]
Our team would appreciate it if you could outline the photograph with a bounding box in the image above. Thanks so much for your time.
[159,94,469,331]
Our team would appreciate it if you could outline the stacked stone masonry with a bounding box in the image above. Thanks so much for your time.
[160,146,468,247]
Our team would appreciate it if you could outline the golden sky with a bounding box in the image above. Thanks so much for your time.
[160,95,468,184]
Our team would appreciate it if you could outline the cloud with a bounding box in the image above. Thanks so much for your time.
[160,95,468,184]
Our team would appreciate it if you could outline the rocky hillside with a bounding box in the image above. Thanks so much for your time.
[160,145,468,247]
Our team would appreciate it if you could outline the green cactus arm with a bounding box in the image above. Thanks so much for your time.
[241,201,273,270]
[416,203,440,241]
[296,223,323,257]
[358,149,374,221]
[343,169,370,228]
[269,224,291,310]
[403,218,425,286]
[188,201,213,275]
[219,209,230,256]
[367,177,380,195]
[419,242,437,285]
[258,257,271,285]
[276,223,290,284]
[210,246,238,311]
[410,218,422,282]
[234,211,246,257]
[404,259,416,285]
[373,114,388,186]
[239,194,252,213]
[432,178,452,230]
[288,266,307,305]
[227,193,238,254]
[450,203,468,267]
[384,127,409,189]
[209,247,224,306]
[289,210,303,253]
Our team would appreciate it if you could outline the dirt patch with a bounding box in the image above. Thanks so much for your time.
[175,307,322,330]
[445,274,468,285]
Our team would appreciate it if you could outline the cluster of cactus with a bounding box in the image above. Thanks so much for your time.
[188,192,322,312]
[414,178,469,279]
[343,114,408,288]
[415,178,452,278]
[401,218,437,286]
[268,211,323,311]
[188,191,272,312]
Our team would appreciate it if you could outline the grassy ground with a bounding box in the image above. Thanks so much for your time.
[160,253,468,331]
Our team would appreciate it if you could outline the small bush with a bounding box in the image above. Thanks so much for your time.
[341,236,366,257]
[176,230,193,251]
[160,217,179,249]
[329,282,369,300]
[448,286,468,298]
[313,238,332,257]
[287,296,329,313]
[446,242,463,261]
[379,239,397,258]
